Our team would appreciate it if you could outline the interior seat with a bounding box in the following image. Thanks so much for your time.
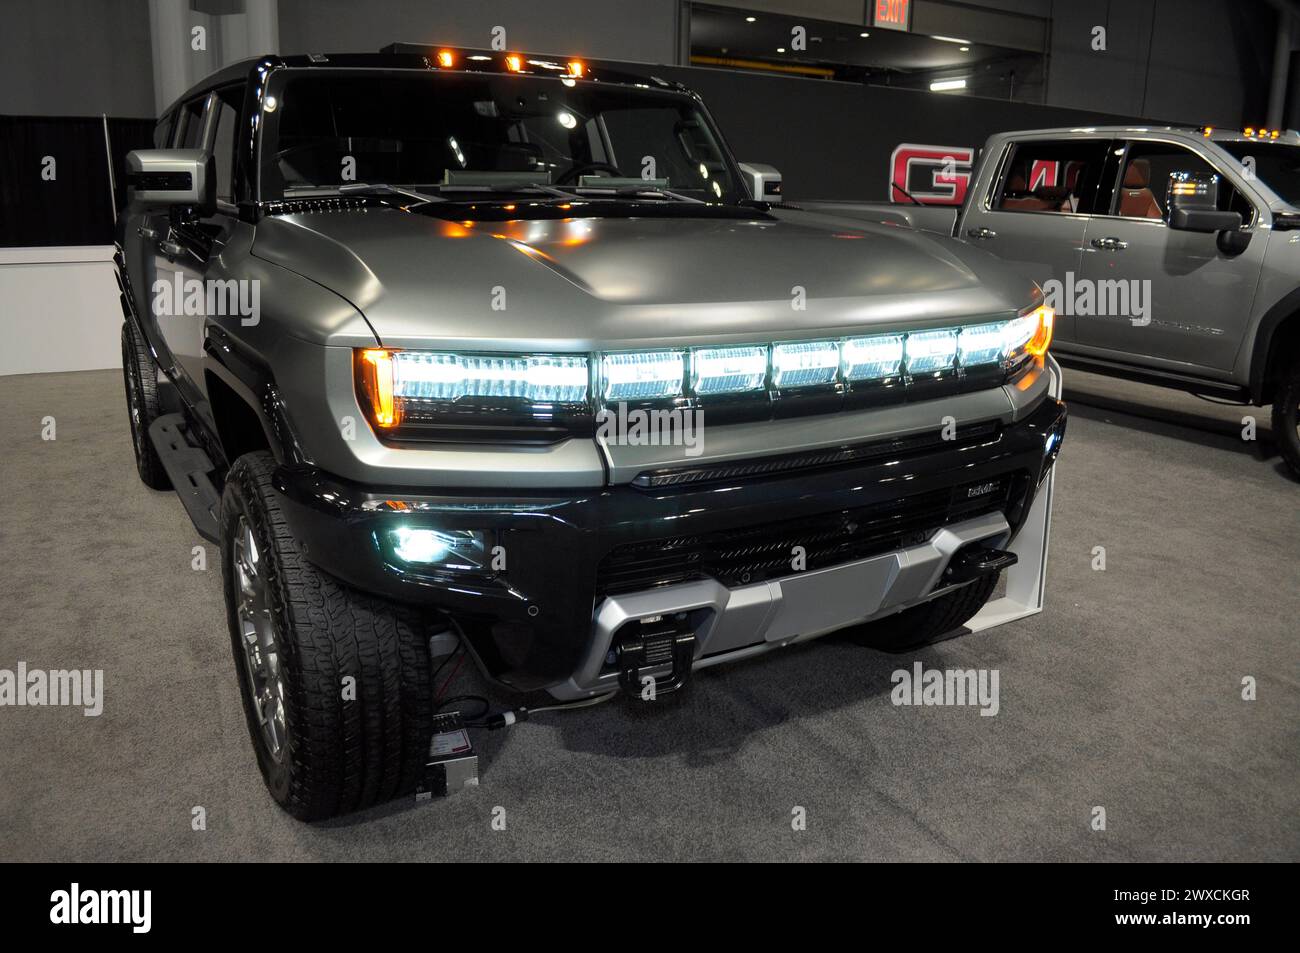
[1118,159,1163,218]
[1000,171,1055,211]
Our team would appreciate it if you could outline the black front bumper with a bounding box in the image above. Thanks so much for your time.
[273,396,1066,692]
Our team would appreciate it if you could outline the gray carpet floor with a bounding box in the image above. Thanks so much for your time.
[2,367,1296,861]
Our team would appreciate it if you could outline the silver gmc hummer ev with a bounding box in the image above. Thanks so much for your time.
[116,45,1066,820]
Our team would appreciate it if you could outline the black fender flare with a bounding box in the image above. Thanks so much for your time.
[203,325,311,468]
[1249,287,1300,404]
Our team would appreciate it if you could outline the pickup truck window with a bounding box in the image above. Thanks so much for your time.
[993,140,1109,215]
[176,96,206,150]
[259,71,744,206]
[1219,142,1300,206]
[210,85,243,206]
[1104,142,1250,221]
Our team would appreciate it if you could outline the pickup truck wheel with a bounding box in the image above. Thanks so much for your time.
[848,572,1000,652]
[220,451,433,820]
[1271,360,1300,480]
[120,322,170,490]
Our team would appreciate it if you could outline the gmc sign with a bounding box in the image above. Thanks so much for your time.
[889,143,976,205]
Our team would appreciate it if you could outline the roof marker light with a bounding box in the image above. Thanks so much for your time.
[505,54,523,72]
[567,60,585,77]
[436,50,455,68]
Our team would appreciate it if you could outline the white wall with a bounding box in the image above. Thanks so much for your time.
[0,248,122,376]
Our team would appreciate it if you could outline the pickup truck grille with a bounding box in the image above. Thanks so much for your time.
[596,475,1018,595]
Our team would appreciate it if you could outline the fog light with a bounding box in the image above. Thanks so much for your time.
[388,527,487,570]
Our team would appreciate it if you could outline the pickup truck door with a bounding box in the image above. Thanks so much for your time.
[152,85,247,404]
[137,93,213,407]
[959,138,1112,347]
[1074,139,1265,373]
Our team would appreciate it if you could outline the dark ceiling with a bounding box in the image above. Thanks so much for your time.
[690,3,1036,83]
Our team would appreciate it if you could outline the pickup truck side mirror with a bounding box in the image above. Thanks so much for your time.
[1166,170,1249,253]
[126,149,215,216]
[739,162,782,203]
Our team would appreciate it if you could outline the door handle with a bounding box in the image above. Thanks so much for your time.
[967,227,997,240]
[1090,236,1129,250]
[136,224,158,241]
[158,240,184,258]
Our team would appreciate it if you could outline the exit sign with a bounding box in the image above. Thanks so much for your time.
[873,0,911,32]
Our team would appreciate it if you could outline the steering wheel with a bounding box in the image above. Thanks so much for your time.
[556,161,623,185]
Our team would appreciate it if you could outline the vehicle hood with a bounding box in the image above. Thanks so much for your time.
[252,205,1039,351]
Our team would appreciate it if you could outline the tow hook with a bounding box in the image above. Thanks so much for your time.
[945,546,1018,584]
[615,614,697,700]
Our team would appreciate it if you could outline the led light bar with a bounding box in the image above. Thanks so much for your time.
[600,351,684,401]
[772,340,839,388]
[842,334,904,381]
[391,352,588,403]
[904,329,959,375]
[691,346,767,395]
[957,322,1006,367]
[354,306,1054,437]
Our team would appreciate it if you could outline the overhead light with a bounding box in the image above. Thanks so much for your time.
[932,35,972,44]
[745,16,756,22]
[557,111,577,129]
[930,78,968,92]
[860,31,870,37]
[959,46,970,52]
[776,47,786,53]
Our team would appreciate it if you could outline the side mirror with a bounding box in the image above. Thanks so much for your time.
[126,149,215,215]
[739,162,782,203]
[1169,207,1243,232]
[1166,170,1248,253]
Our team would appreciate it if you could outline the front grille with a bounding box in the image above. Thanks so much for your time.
[631,422,1001,489]
[596,475,1019,595]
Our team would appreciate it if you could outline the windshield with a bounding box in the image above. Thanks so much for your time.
[1220,142,1300,206]
[258,70,746,207]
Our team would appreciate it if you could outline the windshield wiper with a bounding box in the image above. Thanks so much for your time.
[571,185,706,204]
[335,183,445,205]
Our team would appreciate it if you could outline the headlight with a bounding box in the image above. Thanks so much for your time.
[386,351,587,403]
[600,351,684,401]
[355,348,591,441]
[772,340,839,388]
[841,334,904,381]
[903,329,959,376]
[1004,304,1054,368]
[956,322,1006,368]
[690,345,767,395]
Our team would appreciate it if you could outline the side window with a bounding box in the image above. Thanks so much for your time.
[993,140,1111,215]
[176,96,207,150]
[153,112,175,148]
[1109,142,1250,221]
[210,85,244,205]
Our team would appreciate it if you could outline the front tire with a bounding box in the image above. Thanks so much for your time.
[1271,358,1300,480]
[220,451,433,821]
[848,572,1000,652]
